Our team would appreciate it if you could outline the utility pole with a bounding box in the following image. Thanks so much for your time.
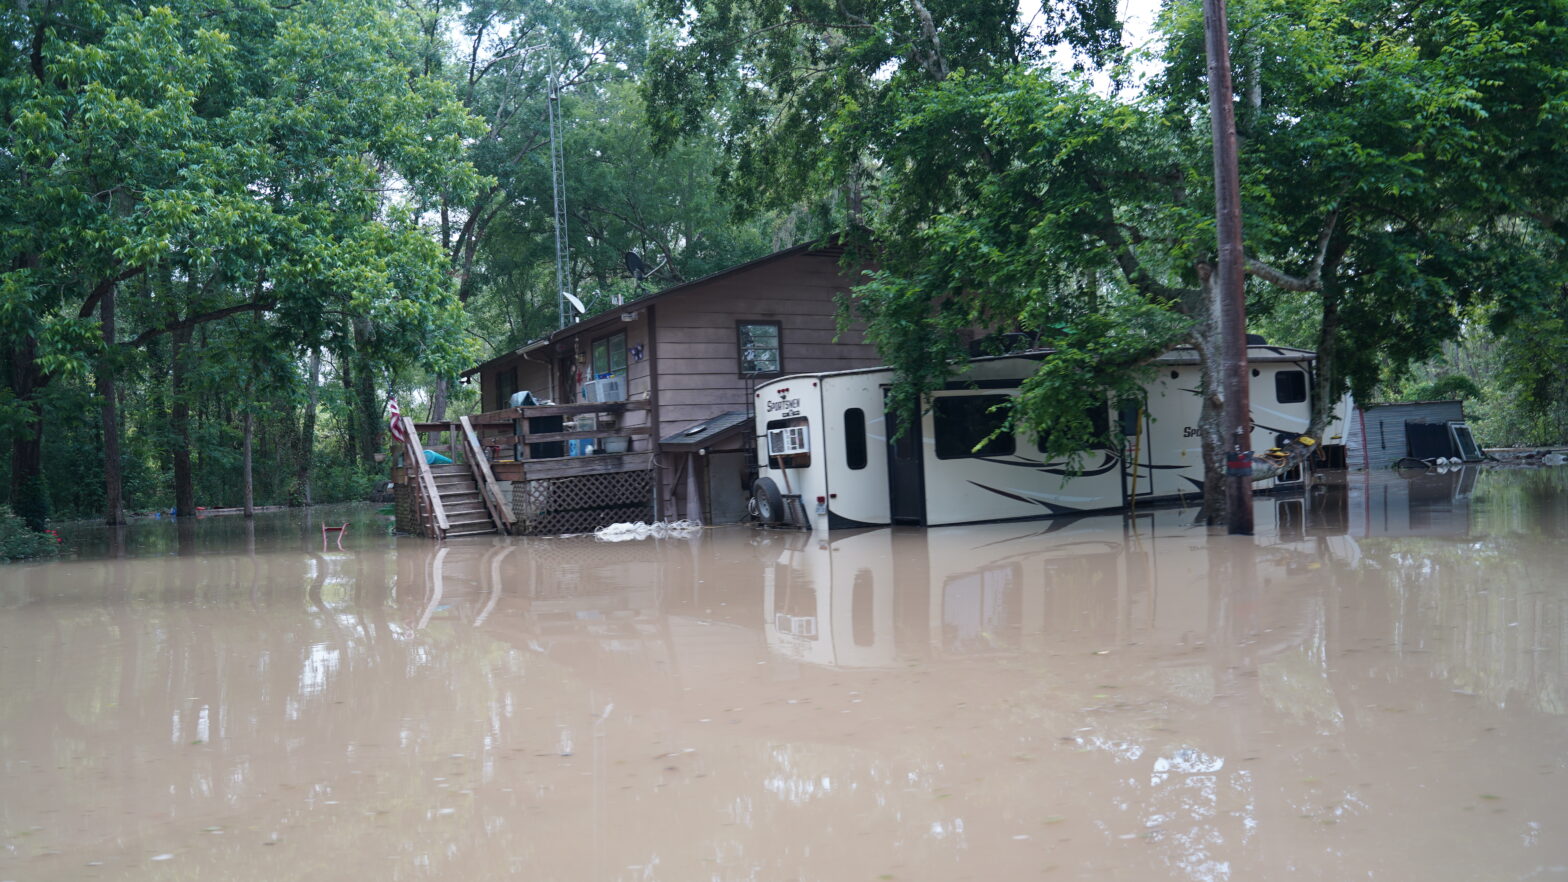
[547,65,573,330]
[1203,0,1254,535]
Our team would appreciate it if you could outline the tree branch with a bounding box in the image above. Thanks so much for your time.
[127,300,275,347]
[1244,205,1344,292]
[78,266,146,319]
[907,0,949,80]
[1097,220,1188,303]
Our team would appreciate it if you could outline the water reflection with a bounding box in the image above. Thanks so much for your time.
[2,468,1566,881]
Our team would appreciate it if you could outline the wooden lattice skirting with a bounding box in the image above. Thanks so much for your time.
[514,469,653,536]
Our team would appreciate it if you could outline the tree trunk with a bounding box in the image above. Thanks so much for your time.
[99,287,126,525]
[430,376,449,422]
[296,346,321,507]
[1192,275,1229,526]
[351,317,381,468]
[7,336,50,531]
[1204,0,1253,535]
[242,408,254,517]
[339,355,358,461]
[1310,292,1342,438]
[172,325,196,518]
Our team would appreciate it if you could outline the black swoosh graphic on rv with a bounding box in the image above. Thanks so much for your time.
[977,451,1122,478]
[967,481,1085,514]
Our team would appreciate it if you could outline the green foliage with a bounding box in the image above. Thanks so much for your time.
[2,0,488,521]
[1406,375,1486,404]
[843,67,1199,450]
[0,506,59,561]
[643,0,1122,219]
[1159,0,1568,403]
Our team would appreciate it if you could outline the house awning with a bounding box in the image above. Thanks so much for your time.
[660,411,753,452]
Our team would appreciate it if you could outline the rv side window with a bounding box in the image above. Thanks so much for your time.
[844,408,867,470]
[1276,369,1307,404]
[934,395,1015,459]
[1035,406,1111,454]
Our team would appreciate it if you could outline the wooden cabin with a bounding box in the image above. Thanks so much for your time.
[392,241,884,537]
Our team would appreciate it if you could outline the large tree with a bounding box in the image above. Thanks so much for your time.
[2,0,482,524]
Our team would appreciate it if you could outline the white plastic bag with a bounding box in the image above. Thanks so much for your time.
[594,520,702,541]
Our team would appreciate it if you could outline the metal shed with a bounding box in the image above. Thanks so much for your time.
[1345,400,1467,470]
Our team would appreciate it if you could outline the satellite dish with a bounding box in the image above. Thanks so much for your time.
[563,291,587,315]
[624,250,649,279]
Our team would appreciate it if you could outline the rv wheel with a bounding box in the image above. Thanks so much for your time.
[752,477,785,525]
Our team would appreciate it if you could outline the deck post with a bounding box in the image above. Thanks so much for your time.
[685,453,703,524]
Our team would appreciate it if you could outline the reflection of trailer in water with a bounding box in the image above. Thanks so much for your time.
[758,496,1365,668]
[750,345,1330,532]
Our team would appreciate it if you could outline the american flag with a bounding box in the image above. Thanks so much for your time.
[388,396,409,443]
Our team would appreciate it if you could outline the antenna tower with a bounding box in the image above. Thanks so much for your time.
[547,68,573,328]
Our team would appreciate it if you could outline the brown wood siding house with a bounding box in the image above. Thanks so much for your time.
[461,241,882,526]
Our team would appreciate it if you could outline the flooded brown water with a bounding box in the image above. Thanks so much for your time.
[3,467,1567,881]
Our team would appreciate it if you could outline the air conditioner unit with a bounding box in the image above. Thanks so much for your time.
[580,376,626,403]
[767,425,809,456]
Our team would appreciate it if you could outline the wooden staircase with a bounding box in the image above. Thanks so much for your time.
[427,464,500,537]
[398,415,517,540]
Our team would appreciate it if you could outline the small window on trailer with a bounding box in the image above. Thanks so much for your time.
[1276,369,1308,404]
[844,408,868,470]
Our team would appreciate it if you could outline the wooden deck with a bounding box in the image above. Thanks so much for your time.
[391,401,658,538]
[464,400,655,480]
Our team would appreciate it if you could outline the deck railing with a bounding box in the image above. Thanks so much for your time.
[399,416,450,539]
[462,400,655,479]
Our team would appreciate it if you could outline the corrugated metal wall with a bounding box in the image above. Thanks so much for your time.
[1346,401,1465,469]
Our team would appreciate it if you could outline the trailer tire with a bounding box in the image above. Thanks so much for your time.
[752,477,785,525]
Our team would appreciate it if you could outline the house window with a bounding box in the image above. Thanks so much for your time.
[844,408,867,470]
[934,395,1015,459]
[738,322,782,376]
[1276,369,1307,404]
[591,331,627,379]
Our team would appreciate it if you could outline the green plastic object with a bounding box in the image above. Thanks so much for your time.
[423,449,453,465]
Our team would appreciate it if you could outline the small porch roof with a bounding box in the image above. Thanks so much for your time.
[660,411,753,452]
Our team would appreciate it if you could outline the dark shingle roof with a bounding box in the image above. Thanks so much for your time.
[659,411,752,451]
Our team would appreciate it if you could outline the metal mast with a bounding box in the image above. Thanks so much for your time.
[547,67,572,329]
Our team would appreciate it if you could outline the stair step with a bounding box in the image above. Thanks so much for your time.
[446,528,497,537]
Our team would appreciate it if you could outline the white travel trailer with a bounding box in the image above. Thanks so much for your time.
[750,345,1324,531]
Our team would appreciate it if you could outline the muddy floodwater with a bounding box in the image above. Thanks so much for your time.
[3,469,1567,881]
